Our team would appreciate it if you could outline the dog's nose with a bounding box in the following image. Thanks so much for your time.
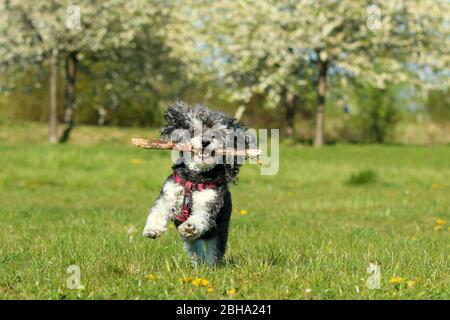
[202,140,210,148]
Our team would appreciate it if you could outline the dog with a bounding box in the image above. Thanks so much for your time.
[142,102,252,265]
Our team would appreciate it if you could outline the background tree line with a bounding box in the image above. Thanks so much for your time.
[0,0,449,146]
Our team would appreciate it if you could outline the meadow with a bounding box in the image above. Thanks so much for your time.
[0,121,449,299]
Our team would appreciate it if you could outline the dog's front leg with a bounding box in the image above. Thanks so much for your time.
[143,179,183,239]
[178,189,220,240]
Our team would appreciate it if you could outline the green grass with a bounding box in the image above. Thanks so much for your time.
[0,123,449,299]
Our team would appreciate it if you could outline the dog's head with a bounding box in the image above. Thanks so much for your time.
[161,101,252,182]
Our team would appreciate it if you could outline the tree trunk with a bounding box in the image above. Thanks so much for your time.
[285,91,296,138]
[314,58,328,147]
[59,51,77,143]
[49,53,58,144]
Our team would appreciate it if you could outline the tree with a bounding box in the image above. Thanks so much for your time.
[424,88,450,123]
[71,36,188,127]
[49,51,58,143]
[298,0,449,146]
[166,1,313,137]
[170,0,449,146]
[348,83,403,143]
[0,0,166,142]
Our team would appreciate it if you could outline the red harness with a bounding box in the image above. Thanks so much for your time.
[172,172,218,222]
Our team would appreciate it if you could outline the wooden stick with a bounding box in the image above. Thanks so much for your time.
[131,138,192,152]
[131,138,262,161]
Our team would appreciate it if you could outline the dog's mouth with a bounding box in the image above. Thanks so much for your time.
[189,147,217,163]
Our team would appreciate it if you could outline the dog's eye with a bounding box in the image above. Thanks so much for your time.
[170,129,190,142]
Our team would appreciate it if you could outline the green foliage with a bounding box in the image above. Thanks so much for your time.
[345,169,378,186]
[347,85,402,143]
[424,88,450,123]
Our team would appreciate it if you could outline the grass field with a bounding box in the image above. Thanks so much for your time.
[0,121,449,299]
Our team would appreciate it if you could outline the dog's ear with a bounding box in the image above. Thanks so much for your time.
[160,101,190,140]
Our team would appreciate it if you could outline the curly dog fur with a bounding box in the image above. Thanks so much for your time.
[142,102,252,265]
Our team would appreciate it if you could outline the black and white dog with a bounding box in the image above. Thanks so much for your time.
[142,102,252,265]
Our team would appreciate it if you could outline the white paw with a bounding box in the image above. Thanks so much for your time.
[178,222,199,240]
[142,225,166,239]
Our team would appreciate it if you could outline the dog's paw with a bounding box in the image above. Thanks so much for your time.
[142,225,166,239]
[178,222,199,239]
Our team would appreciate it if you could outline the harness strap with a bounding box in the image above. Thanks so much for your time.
[172,173,218,222]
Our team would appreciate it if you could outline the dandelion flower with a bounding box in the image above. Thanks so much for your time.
[435,219,447,226]
[207,287,214,294]
[146,273,158,281]
[130,158,144,164]
[200,279,209,286]
[227,288,237,296]
[431,183,445,190]
[389,277,404,285]
[191,278,209,287]
[180,277,193,283]
[385,191,398,198]
[239,209,248,216]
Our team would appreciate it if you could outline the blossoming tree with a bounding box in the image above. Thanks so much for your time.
[169,0,449,145]
[0,0,166,142]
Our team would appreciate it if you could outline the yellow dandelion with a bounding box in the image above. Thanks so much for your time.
[431,183,445,190]
[130,158,144,164]
[146,273,158,281]
[406,280,415,288]
[239,209,248,216]
[385,191,398,198]
[179,277,193,283]
[227,288,237,296]
[191,278,209,287]
[207,287,214,294]
[389,277,404,285]
[435,219,447,226]
[200,279,209,286]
